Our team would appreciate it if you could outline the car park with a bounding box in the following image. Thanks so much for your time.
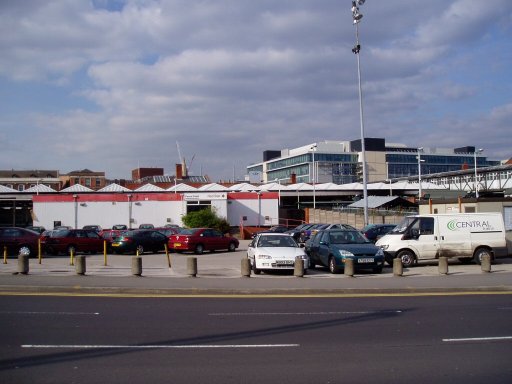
[42,229,104,255]
[0,227,41,257]
[168,228,239,254]
[247,233,309,275]
[360,224,396,243]
[308,229,385,274]
[110,229,168,254]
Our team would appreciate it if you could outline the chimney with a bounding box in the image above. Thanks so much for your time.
[176,164,183,180]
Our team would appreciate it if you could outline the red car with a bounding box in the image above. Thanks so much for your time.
[42,229,104,255]
[0,227,41,257]
[168,228,239,254]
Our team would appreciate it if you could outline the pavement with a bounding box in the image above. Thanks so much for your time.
[1,240,512,296]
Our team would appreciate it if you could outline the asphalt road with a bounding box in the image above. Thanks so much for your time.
[1,294,511,384]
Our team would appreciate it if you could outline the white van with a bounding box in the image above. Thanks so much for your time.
[375,213,509,267]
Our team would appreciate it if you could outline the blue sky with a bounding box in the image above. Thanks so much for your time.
[1,0,511,181]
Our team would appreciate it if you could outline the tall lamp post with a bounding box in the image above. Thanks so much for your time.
[417,147,424,200]
[474,148,483,198]
[310,144,317,209]
[351,0,368,226]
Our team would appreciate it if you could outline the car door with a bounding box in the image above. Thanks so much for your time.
[85,230,102,252]
[150,231,166,251]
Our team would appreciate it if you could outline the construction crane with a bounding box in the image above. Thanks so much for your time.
[175,141,196,177]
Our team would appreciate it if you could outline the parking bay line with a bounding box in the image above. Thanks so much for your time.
[22,344,299,349]
[0,311,99,316]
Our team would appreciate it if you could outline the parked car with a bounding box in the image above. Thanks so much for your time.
[41,229,104,255]
[155,227,181,238]
[112,224,128,230]
[285,223,316,242]
[0,227,41,257]
[100,229,124,253]
[168,228,239,254]
[300,223,359,243]
[26,226,46,234]
[307,229,385,274]
[110,229,168,255]
[138,223,154,229]
[83,225,102,232]
[251,225,290,239]
[247,233,309,275]
[360,224,396,243]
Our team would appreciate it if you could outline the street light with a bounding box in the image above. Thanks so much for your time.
[310,144,317,209]
[417,147,425,200]
[474,148,484,198]
[351,0,368,226]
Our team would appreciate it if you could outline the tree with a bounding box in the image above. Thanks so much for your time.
[182,208,231,233]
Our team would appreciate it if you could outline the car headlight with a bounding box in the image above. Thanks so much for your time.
[257,254,272,259]
[375,248,384,257]
[379,244,389,250]
[339,250,354,257]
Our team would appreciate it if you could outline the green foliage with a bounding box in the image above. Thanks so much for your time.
[182,208,231,233]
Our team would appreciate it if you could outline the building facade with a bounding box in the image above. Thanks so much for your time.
[247,138,500,184]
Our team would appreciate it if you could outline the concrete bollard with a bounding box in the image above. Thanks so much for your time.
[393,258,403,277]
[438,257,448,275]
[187,257,197,277]
[75,255,86,275]
[241,258,251,277]
[344,258,354,277]
[131,256,142,276]
[481,254,492,273]
[294,258,304,277]
[17,254,29,275]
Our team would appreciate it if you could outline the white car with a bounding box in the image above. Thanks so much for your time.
[247,233,309,275]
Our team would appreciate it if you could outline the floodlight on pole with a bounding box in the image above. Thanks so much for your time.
[474,148,483,198]
[351,0,368,226]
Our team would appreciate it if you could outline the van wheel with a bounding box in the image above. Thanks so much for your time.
[397,250,416,268]
[473,247,492,265]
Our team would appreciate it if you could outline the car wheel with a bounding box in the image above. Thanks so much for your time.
[329,256,341,274]
[252,263,261,275]
[228,242,236,252]
[397,250,416,268]
[309,259,315,269]
[195,244,204,254]
[18,245,32,257]
[136,245,144,255]
[67,245,77,256]
[473,247,492,265]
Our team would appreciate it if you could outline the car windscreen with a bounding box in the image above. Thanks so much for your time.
[390,217,416,234]
[51,229,71,237]
[258,236,298,248]
[329,231,370,244]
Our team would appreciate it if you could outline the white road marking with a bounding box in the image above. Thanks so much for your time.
[22,344,299,349]
[209,310,402,316]
[0,311,99,315]
[443,336,512,342]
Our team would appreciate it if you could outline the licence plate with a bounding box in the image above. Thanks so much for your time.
[276,260,294,265]
[358,258,374,263]
[174,243,181,247]
[112,243,120,247]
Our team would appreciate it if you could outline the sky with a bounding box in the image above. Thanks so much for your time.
[1,0,511,182]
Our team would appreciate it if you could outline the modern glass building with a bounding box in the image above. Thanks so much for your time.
[246,139,500,184]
